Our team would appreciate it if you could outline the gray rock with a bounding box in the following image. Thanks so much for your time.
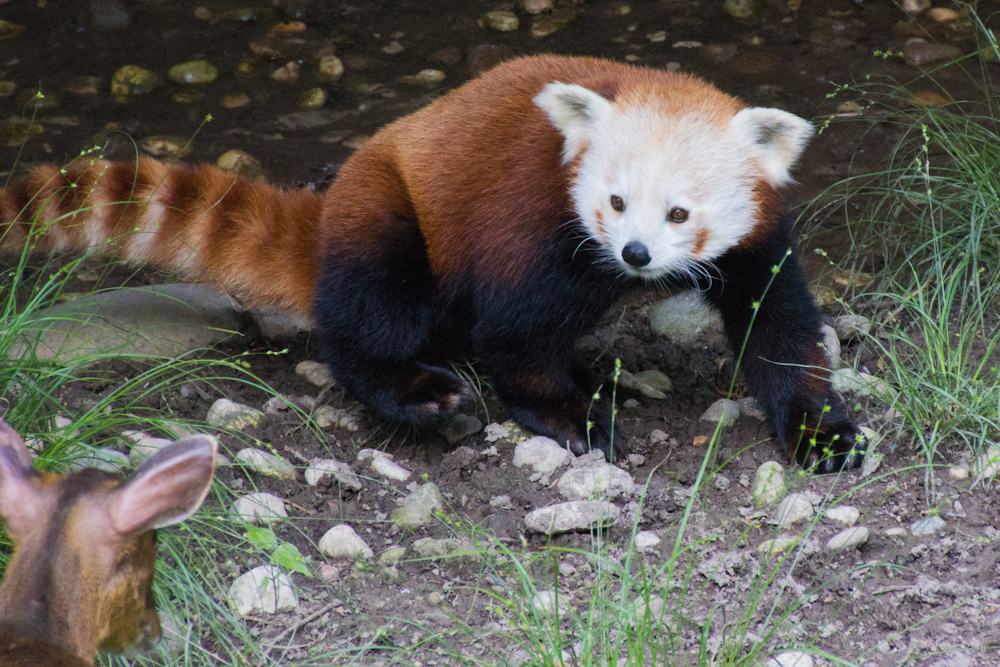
[249,305,312,340]
[513,436,573,474]
[752,461,785,505]
[820,324,841,368]
[370,455,411,481]
[832,314,871,342]
[910,515,946,536]
[524,500,620,535]
[700,399,740,427]
[208,400,267,431]
[649,292,722,345]
[766,652,814,667]
[556,462,635,500]
[234,447,296,480]
[295,360,334,387]
[378,546,406,566]
[7,284,241,364]
[227,565,298,616]
[168,60,218,84]
[825,505,860,525]
[831,368,886,396]
[232,492,288,525]
[972,444,1000,485]
[827,526,869,551]
[305,458,363,490]
[127,436,173,466]
[318,525,373,559]
[390,483,444,528]
[615,369,667,399]
[111,65,161,96]
[903,40,964,68]
[68,447,129,473]
[634,531,661,552]
[758,535,799,559]
[736,397,767,420]
[92,0,131,30]
[411,537,476,558]
[773,493,814,528]
[438,414,483,444]
[529,590,569,616]
[480,10,519,31]
[634,369,673,392]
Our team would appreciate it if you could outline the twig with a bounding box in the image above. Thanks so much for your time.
[262,601,337,654]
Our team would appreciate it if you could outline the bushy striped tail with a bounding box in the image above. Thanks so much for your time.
[0,157,325,314]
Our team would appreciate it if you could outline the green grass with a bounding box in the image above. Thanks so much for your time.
[804,24,1000,476]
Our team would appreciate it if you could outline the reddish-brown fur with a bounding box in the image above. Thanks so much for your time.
[0,56,742,305]
[0,422,216,665]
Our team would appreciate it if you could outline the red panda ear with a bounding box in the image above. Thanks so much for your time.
[730,108,814,188]
[534,82,613,164]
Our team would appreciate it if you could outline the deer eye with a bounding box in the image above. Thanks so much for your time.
[610,195,625,212]
[668,207,689,223]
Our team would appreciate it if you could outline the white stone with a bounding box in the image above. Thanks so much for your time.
[831,314,871,341]
[972,444,1000,484]
[295,360,334,386]
[901,0,931,13]
[207,399,267,430]
[513,436,572,474]
[910,515,946,536]
[648,292,722,345]
[235,447,296,480]
[305,458,362,490]
[758,535,799,559]
[524,500,620,535]
[232,492,287,525]
[827,526,869,551]
[767,651,814,667]
[773,493,813,528]
[390,483,444,528]
[831,368,887,397]
[949,466,969,480]
[530,590,569,616]
[820,324,841,368]
[318,524,373,560]
[371,455,411,481]
[68,447,129,473]
[128,436,173,466]
[736,397,767,420]
[634,530,661,552]
[227,565,298,616]
[700,399,740,427]
[752,461,785,505]
[438,413,482,444]
[357,448,392,461]
[825,505,860,525]
[557,462,635,500]
[481,10,519,31]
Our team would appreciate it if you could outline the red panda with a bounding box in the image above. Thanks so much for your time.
[0,55,864,471]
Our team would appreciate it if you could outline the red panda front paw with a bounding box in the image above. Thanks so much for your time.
[786,417,866,474]
[396,363,473,423]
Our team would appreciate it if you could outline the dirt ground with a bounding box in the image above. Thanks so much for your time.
[3,1,1000,665]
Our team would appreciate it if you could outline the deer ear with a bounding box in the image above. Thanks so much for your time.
[106,434,217,536]
[535,81,613,163]
[0,419,42,540]
[730,107,813,187]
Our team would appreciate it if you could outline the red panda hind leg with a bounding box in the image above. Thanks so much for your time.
[313,216,473,425]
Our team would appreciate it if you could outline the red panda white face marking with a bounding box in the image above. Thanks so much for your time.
[534,81,813,281]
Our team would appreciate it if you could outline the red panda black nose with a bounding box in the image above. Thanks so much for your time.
[622,241,651,268]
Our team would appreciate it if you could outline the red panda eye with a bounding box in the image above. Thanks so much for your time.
[668,207,689,223]
[610,195,624,212]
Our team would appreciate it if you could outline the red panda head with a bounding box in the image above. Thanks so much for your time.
[534,79,813,281]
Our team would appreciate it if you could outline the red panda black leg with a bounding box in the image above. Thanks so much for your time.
[313,220,473,426]
[477,349,622,459]
[705,214,866,473]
